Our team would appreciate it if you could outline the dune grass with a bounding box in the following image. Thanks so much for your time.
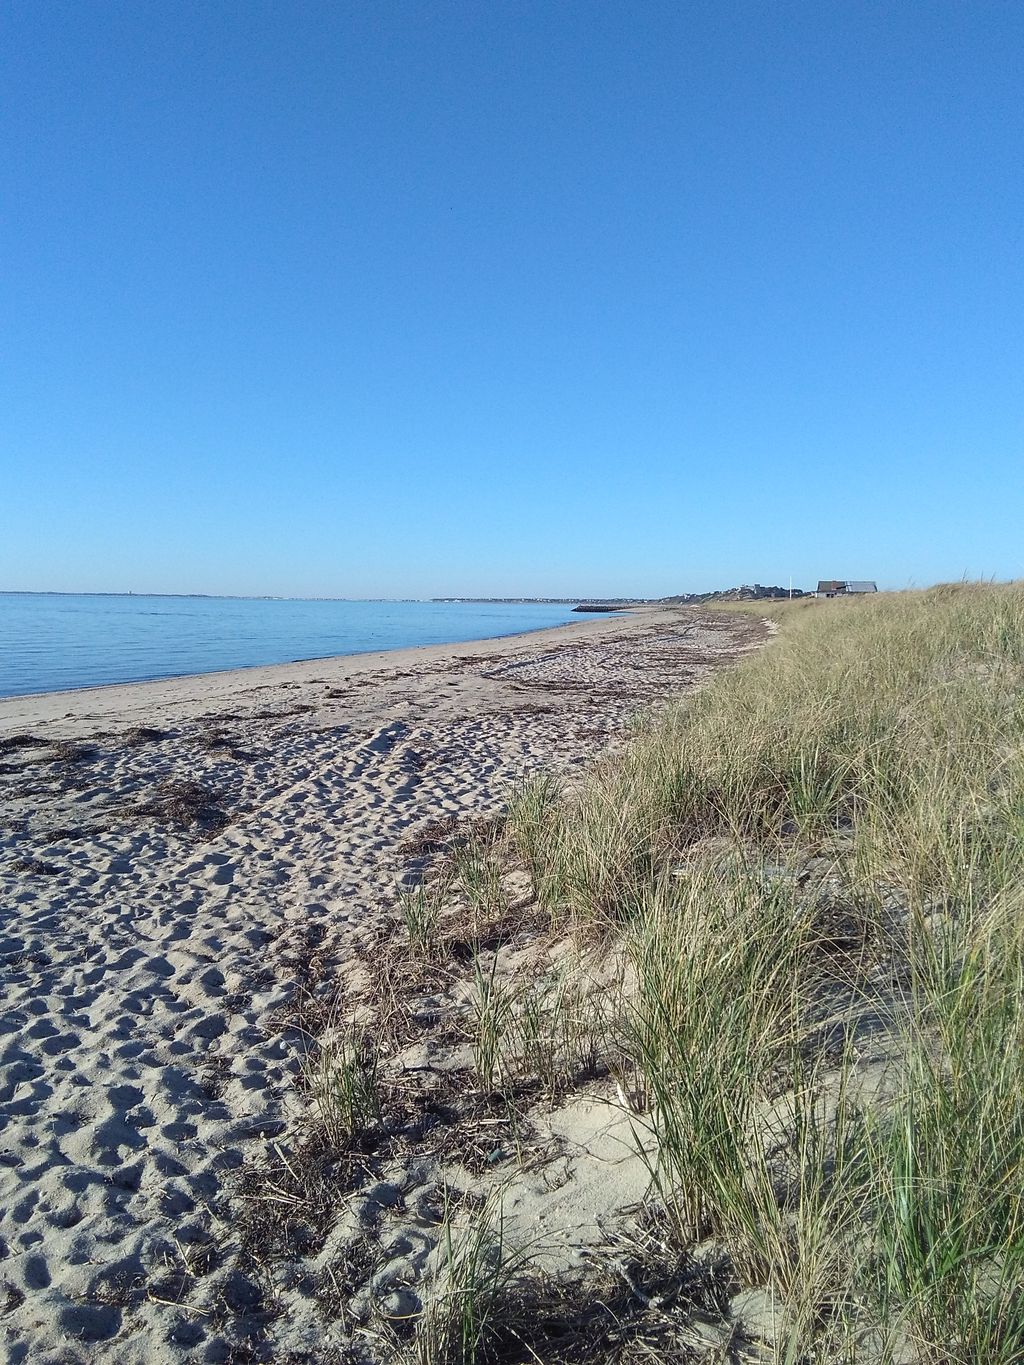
[412,1190,534,1365]
[306,1024,382,1147]
[501,582,1024,1362]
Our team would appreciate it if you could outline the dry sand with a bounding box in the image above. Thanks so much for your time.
[0,607,766,1363]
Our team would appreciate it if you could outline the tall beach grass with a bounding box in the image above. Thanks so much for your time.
[503,583,1024,1362]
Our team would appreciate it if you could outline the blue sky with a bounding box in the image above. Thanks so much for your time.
[2,1,1021,598]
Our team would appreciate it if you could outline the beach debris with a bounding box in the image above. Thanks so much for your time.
[123,725,166,746]
[49,739,97,764]
[0,732,50,755]
[133,779,230,833]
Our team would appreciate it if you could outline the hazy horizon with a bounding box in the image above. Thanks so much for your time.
[0,577,924,601]
[0,587,648,601]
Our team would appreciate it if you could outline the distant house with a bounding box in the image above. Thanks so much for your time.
[816,580,878,598]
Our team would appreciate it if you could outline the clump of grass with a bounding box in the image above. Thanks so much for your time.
[508,772,658,929]
[411,1191,533,1365]
[505,774,563,887]
[470,956,515,1094]
[397,883,443,957]
[622,868,810,1266]
[860,893,1024,1363]
[510,957,612,1096]
[307,1027,381,1147]
[284,585,1023,1360]
[468,950,615,1098]
[451,836,509,922]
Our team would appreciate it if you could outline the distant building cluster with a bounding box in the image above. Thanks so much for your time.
[816,580,878,598]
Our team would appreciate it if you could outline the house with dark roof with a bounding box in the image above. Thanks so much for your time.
[816,580,878,597]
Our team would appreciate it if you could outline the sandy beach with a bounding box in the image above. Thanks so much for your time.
[0,606,766,1363]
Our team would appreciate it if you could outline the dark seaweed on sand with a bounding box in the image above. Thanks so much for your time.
[50,740,98,764]
[398,811,504,858]
[11,857,59,876]
[252,704,315,719]
[44,823,107,842]
[124,726,166,746]
[0,733,49,755]
[198,728,249,760]
[134,779,231,834]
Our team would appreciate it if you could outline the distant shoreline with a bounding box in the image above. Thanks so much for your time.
[0,589,639,604]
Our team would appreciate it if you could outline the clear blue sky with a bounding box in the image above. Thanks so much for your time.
[2,2,1021,598]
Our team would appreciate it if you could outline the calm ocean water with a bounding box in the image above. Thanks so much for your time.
[0,594,584,698]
